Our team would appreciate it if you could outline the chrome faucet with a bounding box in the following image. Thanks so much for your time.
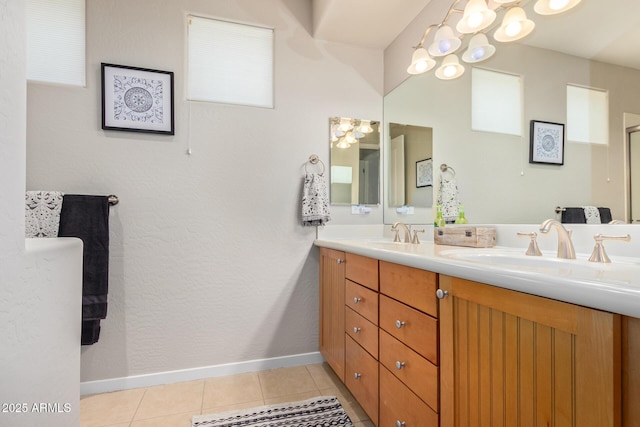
[539,219,576,259]
[392,222,412,243]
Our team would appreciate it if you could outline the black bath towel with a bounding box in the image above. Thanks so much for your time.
[58,195,110,345]
[598,207,612,223]
[561,207,586,223]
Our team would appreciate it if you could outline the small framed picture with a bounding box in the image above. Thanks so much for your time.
[101,63,174,135]
[529,120,564,165]
[416,158,433,188]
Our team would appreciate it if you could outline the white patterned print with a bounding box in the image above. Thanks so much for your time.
[302,173,331,226]
[25,191,64,237]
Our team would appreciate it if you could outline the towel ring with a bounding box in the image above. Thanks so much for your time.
[440,163,456,177]
[305,154,326,174]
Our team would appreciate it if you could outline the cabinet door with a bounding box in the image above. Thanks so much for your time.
[319,248,346,380]
[439,275,621,427]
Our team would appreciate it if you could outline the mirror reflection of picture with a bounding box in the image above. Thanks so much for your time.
[416,158,433,188]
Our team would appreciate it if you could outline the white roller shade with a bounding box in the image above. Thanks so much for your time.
[472,68,522,136]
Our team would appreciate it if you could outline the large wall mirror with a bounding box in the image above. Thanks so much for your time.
[383,42,640,225]
[329,117,380,205]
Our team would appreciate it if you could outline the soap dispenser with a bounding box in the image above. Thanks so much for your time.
[434,205,446,227]
[455,205,468,224]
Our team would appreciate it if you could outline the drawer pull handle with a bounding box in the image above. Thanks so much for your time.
[396,421,406,427]
[436,289,449,299]
[353,297,362,304]
[354,372,362,380]
[337,258,345,264]
[395,320,406,329]
[353,327,361,334]
[395,361,406,370]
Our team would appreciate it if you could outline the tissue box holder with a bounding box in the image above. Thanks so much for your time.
[434,226,496,248]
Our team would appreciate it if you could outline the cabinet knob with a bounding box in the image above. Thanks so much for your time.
[353,327,361,334]
[395,320,406,329]
[354,372,362,380]
[353,297,361,304]
[396,421,406,427]
[337,258,345,264]
[436,289,449,299]
[395,361,406,370]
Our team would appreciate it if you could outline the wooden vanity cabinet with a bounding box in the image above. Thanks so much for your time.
[379,261,440,426]
[344,253,379,425]
[439,274,622,427]
[319,248,346,380]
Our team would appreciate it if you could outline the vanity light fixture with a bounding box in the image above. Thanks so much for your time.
[357,120,374,134]
[408,0,581,80]
[331,117,377,148]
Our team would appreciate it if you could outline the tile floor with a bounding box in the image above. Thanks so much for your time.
[80,363,375,427]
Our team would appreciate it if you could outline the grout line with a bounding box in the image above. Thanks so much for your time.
[130,388,148,425]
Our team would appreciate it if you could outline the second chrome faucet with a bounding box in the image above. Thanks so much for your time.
[539,219,576,259]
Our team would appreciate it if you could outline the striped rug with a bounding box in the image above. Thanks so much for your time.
[192,396,354,427]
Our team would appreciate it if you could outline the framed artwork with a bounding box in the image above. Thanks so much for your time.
[529,120,564,165]
[101,63,174,135]
[416,158,433,188]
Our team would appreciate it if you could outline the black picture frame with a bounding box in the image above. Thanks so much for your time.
[529,120,564,165]
[101,63,175,135]
[416,158,433,188]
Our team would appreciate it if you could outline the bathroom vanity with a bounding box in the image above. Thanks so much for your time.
[317,226,640,426]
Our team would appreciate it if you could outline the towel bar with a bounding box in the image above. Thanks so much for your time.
[108,195,119,206]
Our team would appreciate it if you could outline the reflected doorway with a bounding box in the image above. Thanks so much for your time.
[628,125,640,223]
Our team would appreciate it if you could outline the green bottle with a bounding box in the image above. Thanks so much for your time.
[455,205,468,224]
[434,205,446,227]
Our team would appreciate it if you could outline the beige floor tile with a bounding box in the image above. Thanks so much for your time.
[202,372,263,409]
[201,399,264,417]
[80,388,146,427]
[263,390,324,406]
[306,362,344,390]
[130,411,195,427]
[134,380,204,420]
[258,365,320,399]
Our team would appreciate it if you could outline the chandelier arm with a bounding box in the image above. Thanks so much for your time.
[415,0,467,48]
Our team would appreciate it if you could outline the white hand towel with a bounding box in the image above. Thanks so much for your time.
[302,173,331,226]
[437,177,460,222]
[583,206,601,224]
[25,191,64,237]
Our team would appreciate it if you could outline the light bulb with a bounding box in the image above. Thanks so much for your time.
[471,46,486,61]
[505,21,522,37]
[415,60,429,73]
[444,65,458,78]
[549,0,570,10]
[467,11,484,29]
[344,132,357,144]
[439,39,451,54]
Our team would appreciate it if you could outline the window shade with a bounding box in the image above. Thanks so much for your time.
[567,85,609,144]
[472,68,522,136]
[187,16,274,108]
[26,0,85,86]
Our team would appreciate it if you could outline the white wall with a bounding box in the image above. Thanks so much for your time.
[26,0,383,384]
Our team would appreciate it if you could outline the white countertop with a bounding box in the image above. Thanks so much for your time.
[314,224,640,318]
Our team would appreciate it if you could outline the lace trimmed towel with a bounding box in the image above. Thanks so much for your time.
[583,206,602,224]
[25,191,64,238]
[302,173,331,226]
[437,177,460,222]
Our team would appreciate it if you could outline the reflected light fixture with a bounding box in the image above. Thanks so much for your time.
[357,120,374,134]
[407,0,580,81]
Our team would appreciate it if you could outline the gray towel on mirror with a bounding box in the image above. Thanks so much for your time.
[561,208,586,223]
[598,207,612,223]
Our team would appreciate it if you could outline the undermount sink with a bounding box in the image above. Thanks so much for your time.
[438,247,639,276]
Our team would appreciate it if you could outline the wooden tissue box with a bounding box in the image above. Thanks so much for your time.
[434,225,496,248]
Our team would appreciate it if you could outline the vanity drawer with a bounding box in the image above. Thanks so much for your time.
[380,365,438,427]
[379,329,438,412]
[380,261,437,317]
[346,253,378,291]
[345,307,378,359]
[345,335,379,425]
[380,295,438,364]
[345,279,378,324]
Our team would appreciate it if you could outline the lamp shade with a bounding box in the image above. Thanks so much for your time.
[456,0,497,34]
[435,54,465,80]
[534,0,582,15]
[462,33,496,63]
[494,7,535,42]
[407,47,436,74]
[357,120,373,134]
[428,25,462,57]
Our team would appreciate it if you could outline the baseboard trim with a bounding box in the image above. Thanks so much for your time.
[80,351,324,396]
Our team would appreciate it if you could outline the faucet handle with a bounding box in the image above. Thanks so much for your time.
[588,233,631,263]
[517,232,543,256]
[411,229,425,244]
[391,226,401,242]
